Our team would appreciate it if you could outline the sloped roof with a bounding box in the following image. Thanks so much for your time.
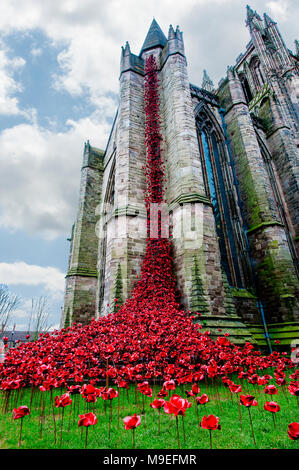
[140,19,167,55]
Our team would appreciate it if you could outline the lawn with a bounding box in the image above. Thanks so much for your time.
[0,372,298,450]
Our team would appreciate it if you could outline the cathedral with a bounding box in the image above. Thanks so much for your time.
[61,6,299,349]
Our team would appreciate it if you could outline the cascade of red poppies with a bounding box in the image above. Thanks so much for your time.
[129,55,178,308]
[0,57,296,391]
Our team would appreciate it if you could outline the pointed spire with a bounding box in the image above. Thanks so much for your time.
[295,39,299,57]
[264,12,276,26]
[124,41,131,56]
[168,24,175,40]
[246,5,263,28]
[175,25,183,41]
[246,4,255,23]
[140,18,167,55]
[202,69,215,93]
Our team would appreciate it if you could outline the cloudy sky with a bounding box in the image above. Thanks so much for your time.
[0,0,298,331]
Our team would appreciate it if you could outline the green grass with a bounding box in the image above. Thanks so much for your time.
[0,373,298,449]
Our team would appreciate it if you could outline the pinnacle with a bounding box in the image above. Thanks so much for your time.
[264,12,276,26]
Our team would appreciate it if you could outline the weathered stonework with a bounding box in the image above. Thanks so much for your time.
[62,11,299,347]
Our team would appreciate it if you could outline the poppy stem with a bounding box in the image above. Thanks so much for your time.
[175,416,180,449]
[59,407,64,449]
[117,388,120,431]
[132,428,135,449]
[281,385,289,404]
[106,359,109,388]
[85,426,88,449]
[109,400,112,439]
[195,399,199,428]
[68,399,72,431]
[51,392,57,443]
[209,430,212,450]
[18,418,23,447]
[272,413,276,428]
[182,415,186,444]
[158,409,161,435]
[237,396,242,431]
[248,408,257,447]
[29,385,34,411]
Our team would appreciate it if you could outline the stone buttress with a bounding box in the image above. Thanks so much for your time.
[62,142,104,326]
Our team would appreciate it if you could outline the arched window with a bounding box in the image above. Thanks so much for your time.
[196,107,248,288]
[249,56,265,91]
[239,73,253,103]
[104,159,116,212]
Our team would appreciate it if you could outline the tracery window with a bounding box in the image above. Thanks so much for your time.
[249,56,265,91]
[196,107,248,288]
[239,73,253,103]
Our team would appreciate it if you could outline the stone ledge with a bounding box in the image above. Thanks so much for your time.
[247,220,284,235]
[66,268,98,278]
[169,192,212,210]
[230,287,257,299]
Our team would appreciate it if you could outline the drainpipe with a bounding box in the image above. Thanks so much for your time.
[219,107,272,353]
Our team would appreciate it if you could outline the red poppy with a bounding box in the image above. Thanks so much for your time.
[229,384,242,394]
[106,344,115,353]
[264,401,281,413]
[123,414,141,430]
[138,381,153,397]
[55,393,72,408]
[264,385,278,395]
[191,383,200,395]
[240,395,256,407]
[288,422,299,440]
[13,406,30,419]
[78,412,97,427]
[102,387,119,400]
[200,415,221,430]
[150,398,165,409]
[196,394,209,405]
[116,379,129,389]
[163,380,176,391]
[164,394,191,417]
[288,381,299,396]
[157,389,168,398]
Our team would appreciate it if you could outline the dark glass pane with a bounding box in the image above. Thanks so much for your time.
[201,131,233,285]
[211,134,243,287]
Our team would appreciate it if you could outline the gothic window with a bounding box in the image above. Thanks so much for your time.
[105,161,116,211]
[196,109,245,288]
[108,173,115,206]
[249,56,265,91]
[239,73,253,103]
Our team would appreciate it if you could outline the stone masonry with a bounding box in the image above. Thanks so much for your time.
[62,9,299,348]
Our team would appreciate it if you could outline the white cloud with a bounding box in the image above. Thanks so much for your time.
[0,261,65,293]
[0,110,112,238]
[266,0,290,21]
[0,0,298,240]
[30,47,42,57]
[0,40,26,116]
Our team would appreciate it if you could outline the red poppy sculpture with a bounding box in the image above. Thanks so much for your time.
[78,412,97,448]
[200,415,221,449]
[123,414,141,448]
[13,405,30,447]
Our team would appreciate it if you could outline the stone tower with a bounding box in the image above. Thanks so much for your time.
[62,10,299,348]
